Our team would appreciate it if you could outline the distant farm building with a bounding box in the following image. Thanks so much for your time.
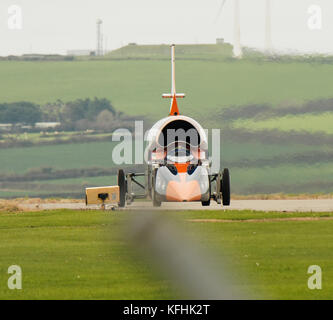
[35,122,61,129]
[216,38,225,45]
[0,122,60,131]
[67,50,95,56]
[0,124,12,131]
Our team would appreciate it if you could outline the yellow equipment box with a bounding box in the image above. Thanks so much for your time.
[85,186,120,205]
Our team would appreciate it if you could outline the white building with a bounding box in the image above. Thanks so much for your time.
[67,50,94,56]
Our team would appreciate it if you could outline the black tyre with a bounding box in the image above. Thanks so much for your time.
[221,168,230,206]
[152,169,161,207]
[201,199,211,206]
[118,169,126,208]
[202,178,211,206]
[148,169,153,199]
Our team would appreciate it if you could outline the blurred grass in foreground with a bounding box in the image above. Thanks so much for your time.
[0,209,332,299]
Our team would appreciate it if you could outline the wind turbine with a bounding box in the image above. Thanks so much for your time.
[216,0,273,56]
[265,0,273,53]
[215,0,243,59]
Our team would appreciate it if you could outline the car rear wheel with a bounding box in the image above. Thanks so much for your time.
[201,199,211,206]
[202,178,211,206]
[118,169,126,208]
[152,169,162,207]
[221,168,230,206]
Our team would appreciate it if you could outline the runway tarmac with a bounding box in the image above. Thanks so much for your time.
[20,199,333,212]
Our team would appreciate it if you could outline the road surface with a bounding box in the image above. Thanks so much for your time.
[20,199,333,212]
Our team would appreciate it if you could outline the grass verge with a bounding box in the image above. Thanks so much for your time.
[0,209,332,299]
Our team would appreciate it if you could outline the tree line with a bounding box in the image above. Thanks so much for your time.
[0,98,138,132]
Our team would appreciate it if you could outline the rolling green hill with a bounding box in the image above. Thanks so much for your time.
[1,45,333,125]
[106,43,233,60]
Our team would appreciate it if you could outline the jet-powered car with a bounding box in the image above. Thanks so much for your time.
[86,45,230,208]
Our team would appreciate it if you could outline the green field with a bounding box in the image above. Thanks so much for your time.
[234,113,333,134]
[1,139,332,197]
[2,48,333,123]
[0,142,119,174]
[0,209,332,299]
[1,139,324,175]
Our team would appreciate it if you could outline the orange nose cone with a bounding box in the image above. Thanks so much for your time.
[166,174,201,202]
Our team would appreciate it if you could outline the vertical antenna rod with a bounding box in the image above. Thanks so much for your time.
[171,44,176,96]
[162,45,186,116]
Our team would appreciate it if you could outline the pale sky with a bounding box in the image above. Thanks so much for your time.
[0,0,332,56]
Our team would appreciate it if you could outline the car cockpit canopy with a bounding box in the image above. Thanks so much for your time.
[147,116,209,164]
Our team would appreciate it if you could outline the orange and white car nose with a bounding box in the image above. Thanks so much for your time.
[165,173,201,202]
[154,164,210,203]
